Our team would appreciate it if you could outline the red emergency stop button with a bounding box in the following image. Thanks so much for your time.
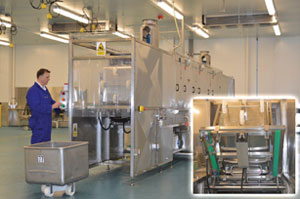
[185,121,189,127]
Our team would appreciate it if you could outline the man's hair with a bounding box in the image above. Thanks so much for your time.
[37,68,50,78]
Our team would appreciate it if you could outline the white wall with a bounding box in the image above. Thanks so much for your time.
[15,44,68,88]
[0,46,10,102]
[194,36,300,100]
[253,37,300,99]
[0,44,68,103]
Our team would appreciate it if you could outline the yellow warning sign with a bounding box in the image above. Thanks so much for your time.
[72,123,78,137]
[96,42,106,56]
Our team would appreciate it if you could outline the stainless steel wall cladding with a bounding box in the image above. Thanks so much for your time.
[69,38,234,179]
[24,141,89,185]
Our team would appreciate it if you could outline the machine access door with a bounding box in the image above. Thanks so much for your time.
[131,41,175,177]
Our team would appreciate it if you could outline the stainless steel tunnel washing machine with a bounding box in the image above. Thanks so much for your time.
[67,36,235,179]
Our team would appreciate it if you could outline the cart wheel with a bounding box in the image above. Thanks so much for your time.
[44,186,54,197]
[65,183,75,196]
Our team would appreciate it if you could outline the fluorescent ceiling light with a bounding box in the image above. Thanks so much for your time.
[271,15,278,23]
[0,40,10,46]
[273,24,281,36]
[193,108,200,114]
[157,1,183,20]
[112,31,130,39]
[191,26,209,38]
[265,0,276,15]
[53,6,89,24]
[0,20,12,28]
[40,32,69,43]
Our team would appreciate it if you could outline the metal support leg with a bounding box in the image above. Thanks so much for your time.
[130,179,135,187]
[276,177,280,193]
[159,166,163,174]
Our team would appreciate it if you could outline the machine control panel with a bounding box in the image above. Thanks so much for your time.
[59,83,68,110]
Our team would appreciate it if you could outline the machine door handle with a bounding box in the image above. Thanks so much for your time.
[176,84,179,92]
[198,87,201,94]
[192,86,195,93]
[183,85,187,92]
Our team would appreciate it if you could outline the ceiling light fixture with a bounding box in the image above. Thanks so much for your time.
[189,25,209,38]
[112,31,131,39]
[156,1,183,20]
[0,20,12,28]
[193,108,200,114]
[0,39,10,46]
[264,0,276,15]
[40,32,69,43]
[53,5,89,24]
[271,15,278,23]
[273,24,281,36]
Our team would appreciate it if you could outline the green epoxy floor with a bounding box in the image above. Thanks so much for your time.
[0,127,193,199]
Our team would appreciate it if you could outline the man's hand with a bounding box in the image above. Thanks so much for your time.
[52,101,62,109]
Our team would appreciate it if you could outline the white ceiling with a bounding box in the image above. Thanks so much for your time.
[0,0,299,45]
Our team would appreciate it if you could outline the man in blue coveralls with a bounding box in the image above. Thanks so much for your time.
[26,68,61,144]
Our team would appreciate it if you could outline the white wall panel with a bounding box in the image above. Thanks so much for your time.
[15,44,68,88]
[0,46,10,102]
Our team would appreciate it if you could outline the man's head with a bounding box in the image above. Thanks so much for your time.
[36,68,51,86]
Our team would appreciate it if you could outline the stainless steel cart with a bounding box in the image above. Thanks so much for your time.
[24,141,89,197]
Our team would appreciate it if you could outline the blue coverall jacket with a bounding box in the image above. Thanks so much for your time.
[26,82,60,144]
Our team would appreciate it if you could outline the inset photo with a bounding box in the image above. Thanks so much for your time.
[193,98,296,194]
